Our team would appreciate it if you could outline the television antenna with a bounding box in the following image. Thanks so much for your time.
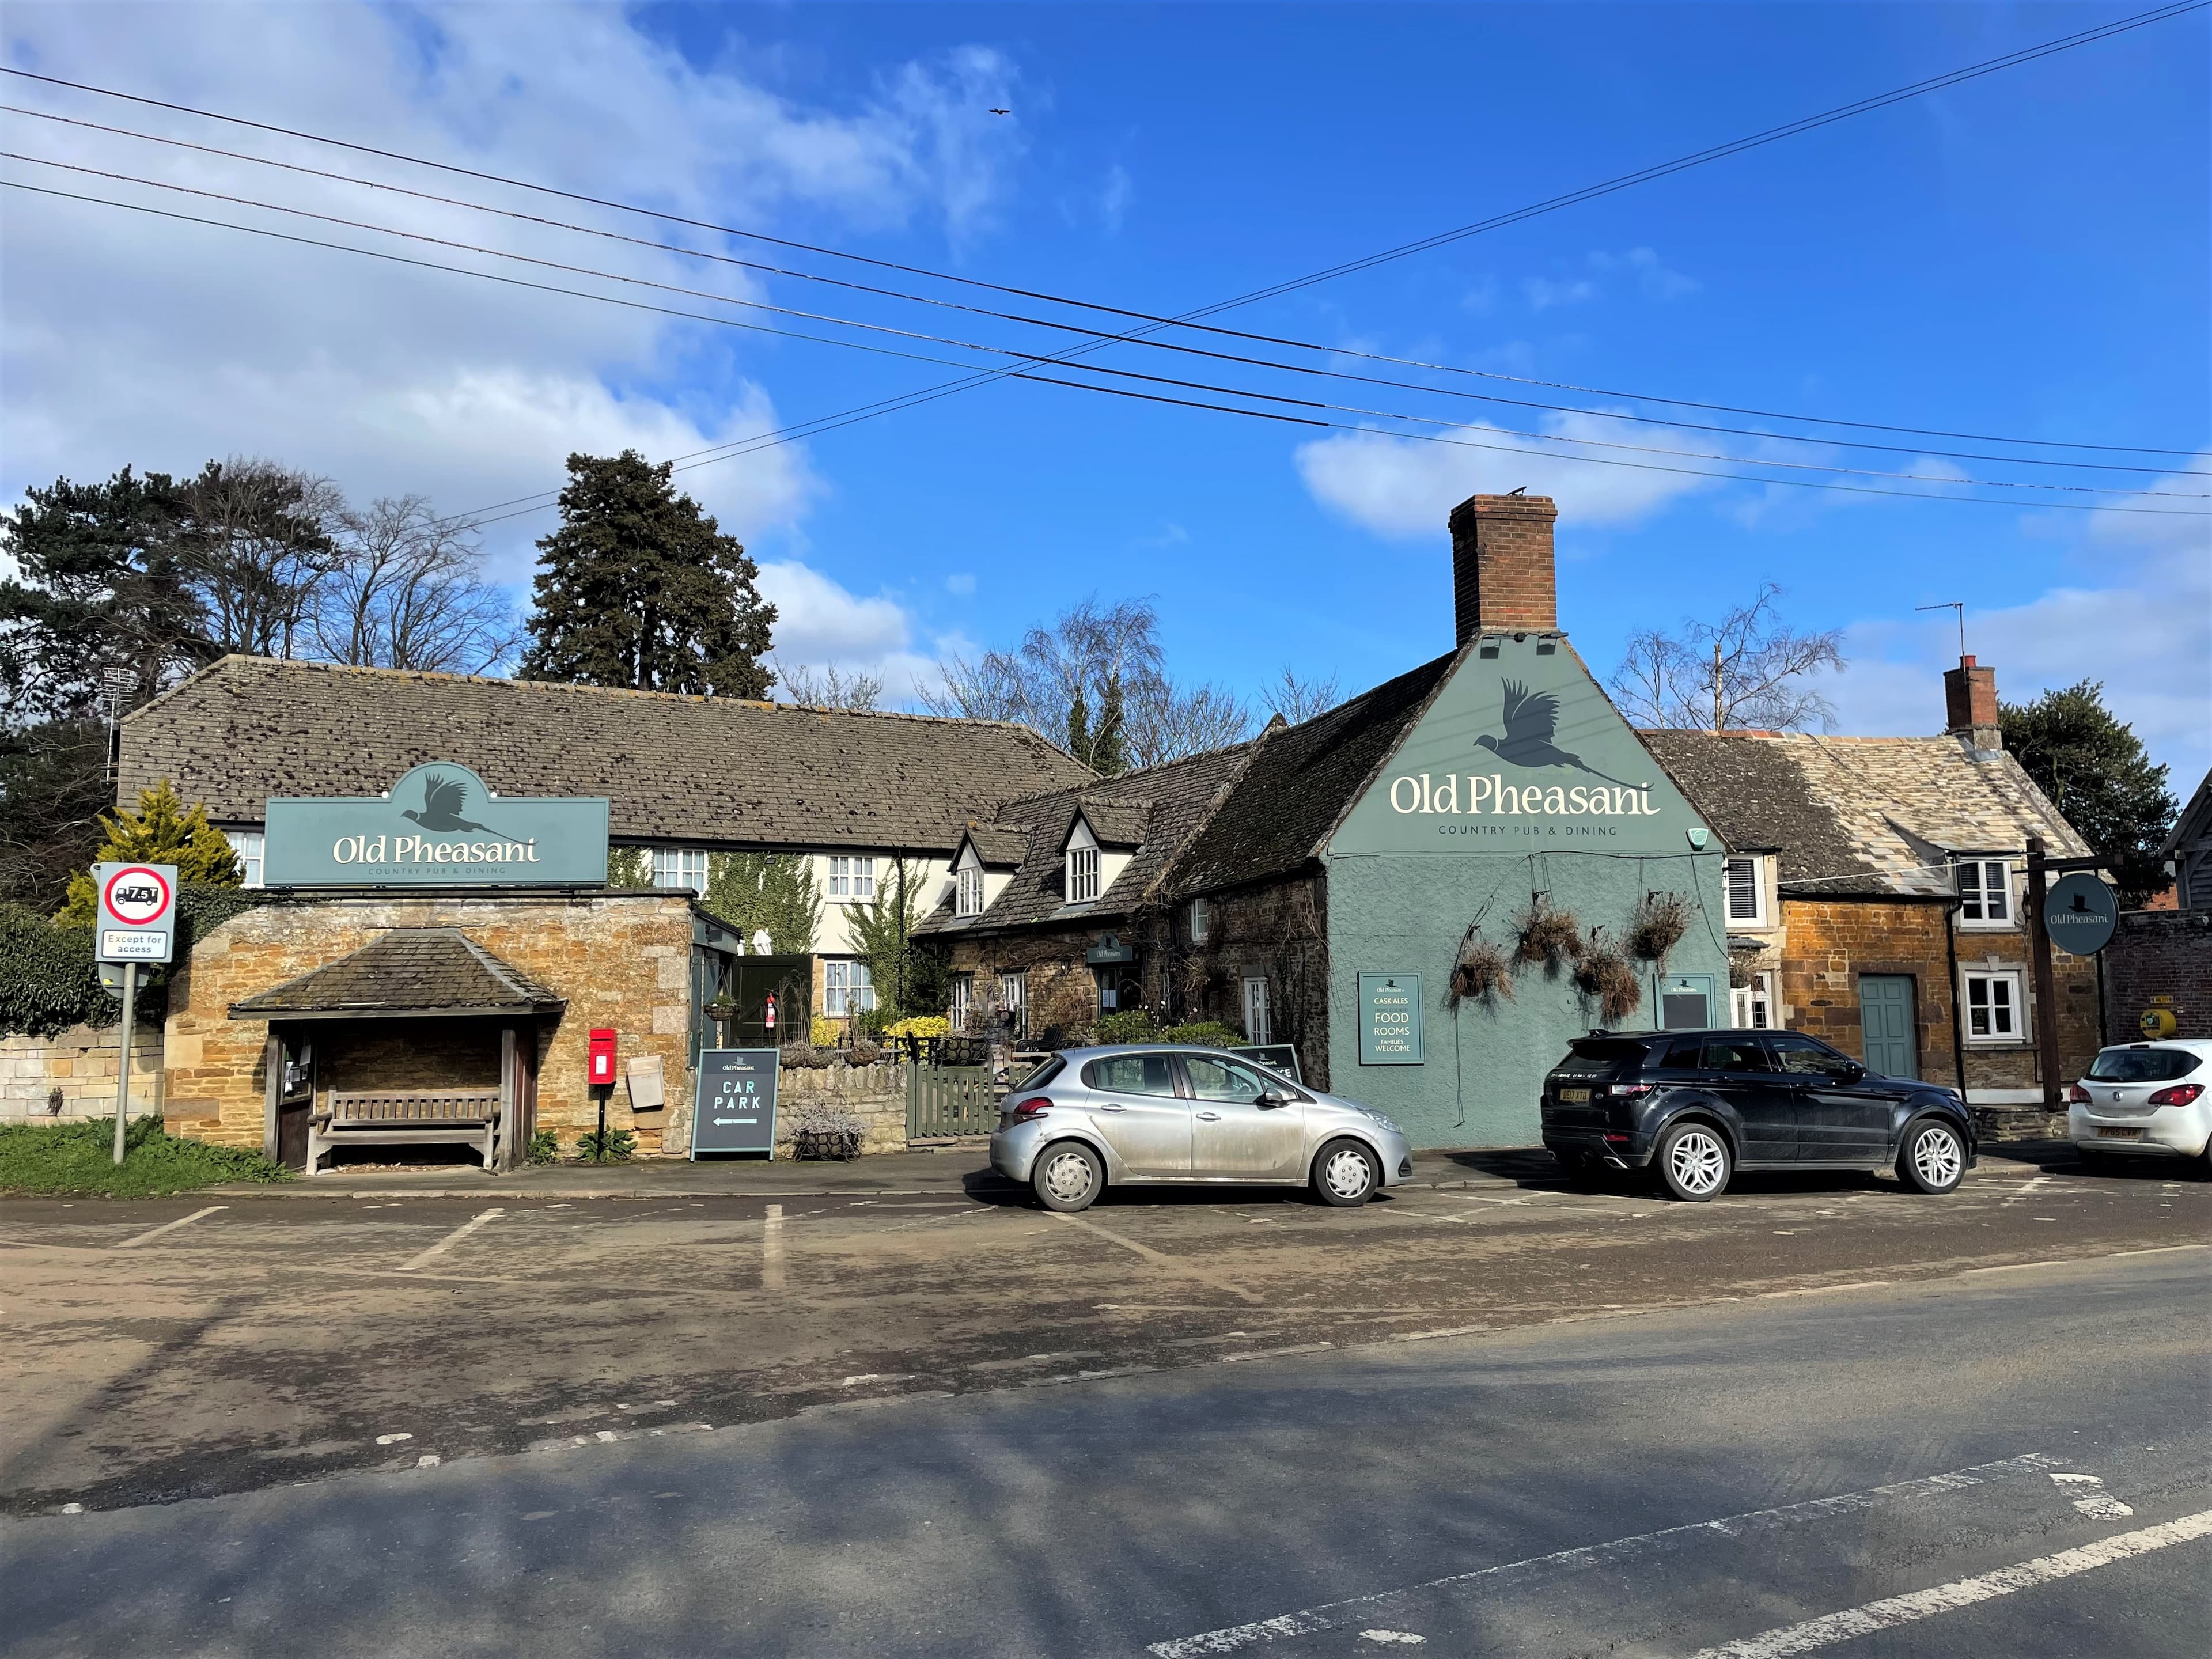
[1915,601,1966,658]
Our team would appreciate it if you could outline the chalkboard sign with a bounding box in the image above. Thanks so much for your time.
[1358,972,1424,1066]
[691,1048,779,1158]
[1230,1044,1304,1083]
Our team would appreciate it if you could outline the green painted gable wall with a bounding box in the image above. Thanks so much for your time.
[1324,637,1729,1147]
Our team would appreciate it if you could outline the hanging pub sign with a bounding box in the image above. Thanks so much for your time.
[2043,872,2119,956]
[263,763,609,887]
[691,1048,780,1158]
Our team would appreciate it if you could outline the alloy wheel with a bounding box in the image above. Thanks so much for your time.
[1668,1130,1726,1197]
[1912,1127,1963,1188]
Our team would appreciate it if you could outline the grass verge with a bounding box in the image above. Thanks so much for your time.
[0,1115,294,1197]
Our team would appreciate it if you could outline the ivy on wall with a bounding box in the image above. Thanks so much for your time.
[0,885,269,1038]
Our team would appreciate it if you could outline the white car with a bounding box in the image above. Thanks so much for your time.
[2069,1039,2212,1170]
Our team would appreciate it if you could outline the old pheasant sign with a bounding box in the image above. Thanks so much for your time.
[263,763,610,888]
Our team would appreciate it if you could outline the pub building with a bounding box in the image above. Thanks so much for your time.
[125,671,1086,1168]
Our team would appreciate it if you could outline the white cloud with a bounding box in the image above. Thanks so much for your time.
[1099,164,1134,235]
[1,2,1024,573]
[1821,468,2212,785]
[1295,408,1719,537]
[1522,275,1597,312]
[944,571,977,597]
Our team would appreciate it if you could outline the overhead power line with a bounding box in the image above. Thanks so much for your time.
[6,104,2198,482]
[5,1,2205,459]
[10,177,2203,529]
[9,152,2199,507]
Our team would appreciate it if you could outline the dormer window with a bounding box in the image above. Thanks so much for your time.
[1956,859,2013,929]
[956,864,984,918]
[1067,844,1101,904]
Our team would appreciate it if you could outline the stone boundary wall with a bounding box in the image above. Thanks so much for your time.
[660,1057,909,1158]
[2,1023,164,1124]
[2104,908,2211,1040]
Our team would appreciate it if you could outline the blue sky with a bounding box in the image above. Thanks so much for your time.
[3,2,2206,784]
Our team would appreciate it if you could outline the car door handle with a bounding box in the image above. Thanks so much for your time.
[1096,1103,1126,1112]
[1195,1111,1221,1120]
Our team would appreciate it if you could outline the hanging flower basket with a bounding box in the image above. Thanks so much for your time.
[1628,892,1691,963]
[1513,896,1584,971]
[1574,938,1643,1024]
[1446,931,1514,1009]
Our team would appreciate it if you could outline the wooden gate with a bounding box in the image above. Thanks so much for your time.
[906,1063,999,1138]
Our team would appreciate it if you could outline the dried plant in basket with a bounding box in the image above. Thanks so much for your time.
[1573,938,1643,1024]
[1513,896,1584,971]
[1628,892,1691,963]
[1446,930,1514,1009]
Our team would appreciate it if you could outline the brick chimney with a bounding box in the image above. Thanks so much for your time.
[1943,654,2002,752]
[1449,492,1558,645]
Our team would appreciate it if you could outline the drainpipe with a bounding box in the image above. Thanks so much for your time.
[1944,896,1968,1101]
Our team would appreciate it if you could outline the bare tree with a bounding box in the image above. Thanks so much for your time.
[775,662,885,711]
[315,496,518,673]
[1124,682,1252,770]
[1608,584,1845,732]
[1260,666,1342,725]
[173,457,345,661]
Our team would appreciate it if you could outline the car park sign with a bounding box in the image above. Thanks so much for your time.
[94,862,177,964]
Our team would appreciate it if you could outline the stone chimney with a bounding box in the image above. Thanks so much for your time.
[1449,492,1558,645]
[1943,654,2003,752]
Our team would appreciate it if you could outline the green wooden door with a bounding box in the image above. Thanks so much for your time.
[1857,975,1918,1078]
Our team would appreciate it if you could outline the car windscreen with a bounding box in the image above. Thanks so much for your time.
[1552,1039,1652,1077]
[2086,1047,2202,1083]
[1012,1055,1066,1090]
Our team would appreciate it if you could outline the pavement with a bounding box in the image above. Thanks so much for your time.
[3,1248,2205,1657]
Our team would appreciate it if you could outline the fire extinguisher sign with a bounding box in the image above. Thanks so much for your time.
[690,1048,780,1158]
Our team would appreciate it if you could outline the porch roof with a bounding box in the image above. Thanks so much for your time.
[230,928,567,1020]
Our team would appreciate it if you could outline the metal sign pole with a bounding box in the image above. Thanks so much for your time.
[112,961,137,1165]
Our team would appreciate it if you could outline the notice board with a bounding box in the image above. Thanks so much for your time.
[691,1048,779,1157]
[1357,972,1424,1065]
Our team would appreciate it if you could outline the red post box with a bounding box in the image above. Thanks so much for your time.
[588,1028,618,1086]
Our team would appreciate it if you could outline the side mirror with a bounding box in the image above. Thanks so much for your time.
[1834,1063,1866,1084]
[1256,1091,1287,1109]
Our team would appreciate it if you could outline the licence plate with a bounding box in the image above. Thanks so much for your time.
[1559,1087,1590,1104]
[2097,1127,2144,1140]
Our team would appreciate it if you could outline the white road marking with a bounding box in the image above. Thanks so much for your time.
[1390,1324,1490,1343]
[1361,1633,1426,1645]
[397,1207,503,1271]
[1757,1282,1891,1299]
[1143,1452,2066,1657]
[416,1454,440,1468]
[1685,1509,2212,1658]
[1221,1343,1332,1363]
[841,1373,916,1388]
[111,1206,226,1250]
[2050,1471,2134,1518]
[762,1202,786,1291]
[1051,1212,1263,1304]
[374,1433,412,1445]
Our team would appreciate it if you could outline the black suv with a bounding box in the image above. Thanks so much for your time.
[1540,1029,1976,1201]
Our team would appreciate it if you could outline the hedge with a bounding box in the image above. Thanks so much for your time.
[0,884,268,1039]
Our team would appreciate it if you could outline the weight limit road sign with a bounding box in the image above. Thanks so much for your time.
[94,862,177,965]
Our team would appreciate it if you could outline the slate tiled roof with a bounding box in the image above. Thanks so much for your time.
[1641,729,2094,897]
[122,657,1091,851]
[230,929,567,1018]
[919,744,1257,935]
[1166,650,1457,896]
[958,823,1031,867]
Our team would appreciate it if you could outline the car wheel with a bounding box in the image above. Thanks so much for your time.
[1312,1138,1380,1207]
[1897,1119,1966,1195]
[1032,1141,1104,1213]
[1654,1122,1730,1202]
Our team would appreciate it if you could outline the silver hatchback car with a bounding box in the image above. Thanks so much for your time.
[989,1044,1415,1212]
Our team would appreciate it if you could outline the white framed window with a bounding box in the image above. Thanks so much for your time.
[1955,859,2013,928]
[1724,855,1767,926]
[956,865,985,918]
[949,974,973,1033]
[225,830,265,889]
[1962,968,2025,1043]
[1002,971,1028,1040]
[1729,971,1775,1030]
[1243,976,1271,1045]
[827,855,877,902]
[1190,896,1210,942]
[652,847,707,893]
[1067,844,1101,904]
[824,959,875,1017]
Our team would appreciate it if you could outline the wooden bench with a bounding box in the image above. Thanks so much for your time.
[308,1088,502,1175]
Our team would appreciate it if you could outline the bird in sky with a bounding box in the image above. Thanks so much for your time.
[989,108,1010,115]
[1474,681,1637,788]
[402,772,527,842]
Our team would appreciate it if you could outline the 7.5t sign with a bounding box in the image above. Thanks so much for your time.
[96,862,177,964]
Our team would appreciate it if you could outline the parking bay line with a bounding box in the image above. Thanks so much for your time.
[1686,1509,2212,1658]
[111,1205,226,1250]
[1051,1213,1264,1305]
[1142,1451,2067,1657]
[397,1207,504,1271]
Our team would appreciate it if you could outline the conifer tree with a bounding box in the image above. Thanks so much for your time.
[56,780,241,924]
[2001,681,2177,906]
[520,451,776,697]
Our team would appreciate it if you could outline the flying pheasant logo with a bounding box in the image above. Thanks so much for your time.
[1474,681,1637,789]
[400,772,528,843]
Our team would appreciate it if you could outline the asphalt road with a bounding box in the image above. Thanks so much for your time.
[3,1248,2205,1658]
[2,1149,2206,1518]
